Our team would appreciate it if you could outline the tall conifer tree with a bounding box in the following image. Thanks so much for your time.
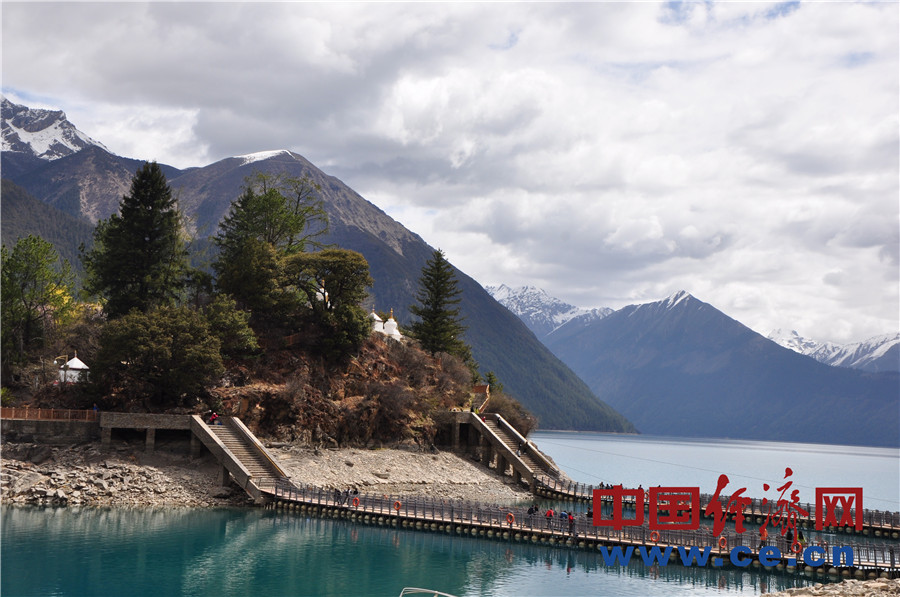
[82,162,188,318]
[213,173,328,316]
[409,249,469,359]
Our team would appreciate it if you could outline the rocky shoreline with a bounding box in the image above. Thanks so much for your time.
[1,440,530,508]
[768,579,900,596]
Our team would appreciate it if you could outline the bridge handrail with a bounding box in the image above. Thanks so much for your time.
[533,476,900,529]
[490,414,559,477]
[268,478,899,569]
[225,416,290,479]
[1,407,97,422]
[190,415,260,498]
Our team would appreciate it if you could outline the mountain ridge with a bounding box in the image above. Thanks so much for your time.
[485,284,613,339]
[541,291,898,446]
[1,95,107,161]
[0,97,636,434]
[768,329,899,373]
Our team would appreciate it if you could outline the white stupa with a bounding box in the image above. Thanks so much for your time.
[58,352,89,383]
[370,308,403,341]
[383,309,403,341]
[316,279,330,308]
[369,309,384,333]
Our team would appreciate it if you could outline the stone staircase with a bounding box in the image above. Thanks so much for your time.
[483,418,547,474]
[463,413,560,489]
[209,423,283,485]
[190,415,289,501]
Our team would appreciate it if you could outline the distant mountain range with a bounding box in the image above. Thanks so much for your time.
[767,329,899,373]
[489,286,899,447]
[485,284,612,338]
[0,95,635,435]
[1,95,107,181]
[489,284,900,375]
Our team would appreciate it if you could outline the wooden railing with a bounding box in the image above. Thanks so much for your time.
[534,475,900,530]
[270,479,900,571]
[0,407,98,422]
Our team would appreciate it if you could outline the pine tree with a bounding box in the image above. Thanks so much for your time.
[484,371,504,394]
[82,162,188,318]
[213,172,328,316]
[409,249,469,358]
[92,305,224,409]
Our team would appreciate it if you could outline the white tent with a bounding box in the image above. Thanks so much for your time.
[58,355,89,383]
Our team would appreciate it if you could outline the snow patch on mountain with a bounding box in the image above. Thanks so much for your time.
[625,290,697,319]
[767,329,821,354]
[485,284,612,338]
[664,290,691,309]
[1,94,106,159]
[237,149,293,165]
[767,329,899,372]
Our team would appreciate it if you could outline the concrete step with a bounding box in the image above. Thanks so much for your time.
[209,426,280,477]
[482,420,553,475]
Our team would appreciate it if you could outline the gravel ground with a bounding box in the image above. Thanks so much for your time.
[273,443,531,503]
[1,440,530,507]
[767,579,900,596]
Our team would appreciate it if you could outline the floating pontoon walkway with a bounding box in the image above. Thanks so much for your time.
[263,480,899,579]
[534,476,900,540]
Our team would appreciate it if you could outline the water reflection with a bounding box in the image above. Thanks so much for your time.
[2,505,838,597]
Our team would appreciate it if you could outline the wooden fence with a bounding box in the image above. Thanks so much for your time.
[0,407,98,422]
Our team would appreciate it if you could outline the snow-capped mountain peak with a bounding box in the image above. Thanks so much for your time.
[485,284,612,338]
[664,290,691,309]
[767,329,821,354]
[236,149,293,165]
[626,290,696,318]
[767,329,899,373]
[1,95,107,160]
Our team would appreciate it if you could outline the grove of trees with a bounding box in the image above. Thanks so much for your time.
[2,163,373,410]
[1,234,76,383]
[1,161,539,442]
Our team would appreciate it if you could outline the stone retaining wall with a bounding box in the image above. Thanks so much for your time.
[1,419,99,445]
[99,413,192,429]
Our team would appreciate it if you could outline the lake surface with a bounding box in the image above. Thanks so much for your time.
[0,505,840,597]
[530,431,900,512]
[3,433,897,597]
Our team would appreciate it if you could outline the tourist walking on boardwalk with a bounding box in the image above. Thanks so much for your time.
[545,507,554,529]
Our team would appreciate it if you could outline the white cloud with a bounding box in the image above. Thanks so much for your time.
[2,1,897,345]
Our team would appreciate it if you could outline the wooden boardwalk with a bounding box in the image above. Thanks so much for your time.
[534,475,900,540]
[263,480,900,579]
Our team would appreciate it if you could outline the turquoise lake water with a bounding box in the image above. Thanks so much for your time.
[530,431,900,511]
[3,433,898,597]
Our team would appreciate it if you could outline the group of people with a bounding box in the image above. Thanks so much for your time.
[525,505,584,536]
[332,487,359,505]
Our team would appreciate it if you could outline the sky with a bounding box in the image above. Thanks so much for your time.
[2,2,898,345]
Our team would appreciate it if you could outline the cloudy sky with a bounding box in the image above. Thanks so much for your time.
[3,2,898,344]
